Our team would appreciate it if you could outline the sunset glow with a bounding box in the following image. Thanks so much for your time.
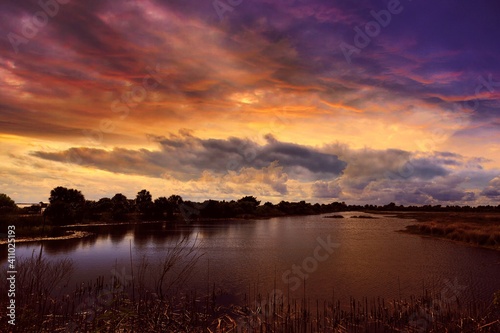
[1,0,499,204]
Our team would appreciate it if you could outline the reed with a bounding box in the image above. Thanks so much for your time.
[406,222,500,249]
[1,242,499,332]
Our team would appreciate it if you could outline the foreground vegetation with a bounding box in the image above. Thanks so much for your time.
[1,242,499,333]
[396,212,500,251]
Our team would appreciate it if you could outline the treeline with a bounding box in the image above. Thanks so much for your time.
[1,188,500,227]
[359,202,500,212]
[0,188,351,226]
[0,187,351,225]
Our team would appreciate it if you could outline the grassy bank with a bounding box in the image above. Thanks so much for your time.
[391,212,500,251]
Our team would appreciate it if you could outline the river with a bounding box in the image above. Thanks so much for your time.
[2,212,499,307]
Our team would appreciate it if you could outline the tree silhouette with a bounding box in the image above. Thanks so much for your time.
[136,189,153,219]
[167,195,183,218]
[0,193,17,215]
[0,193,16,208]
[153,196,171,220]
[237,196,260,215]
[111,193,130,221]
[238,196,261,206]
[95,198,113,213]
[45,187,85,225]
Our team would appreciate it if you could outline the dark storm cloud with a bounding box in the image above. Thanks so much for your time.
[419,183,476,202]
[345,176,477,205]
[32,133,347,180]
[154,133,348,179]
[32,132,497,205]
[408,158,449,179]
[257,140,347,177]
[310,146,494,203]
[322,145,455,183]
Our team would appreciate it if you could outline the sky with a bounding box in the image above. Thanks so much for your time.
[0,0,499,205]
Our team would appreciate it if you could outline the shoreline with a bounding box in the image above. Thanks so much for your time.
[398,227,500,252]
[5,211,500,251]
[0,230,94,245]
[372,211,500,252]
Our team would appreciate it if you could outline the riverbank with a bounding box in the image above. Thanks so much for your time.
[381,211,500,251]
[0,230,93,245]
[5,211,500,250]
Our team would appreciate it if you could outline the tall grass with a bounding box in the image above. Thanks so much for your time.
[2,249,73,332]
[405,222,500,249]
[1,240,499,332]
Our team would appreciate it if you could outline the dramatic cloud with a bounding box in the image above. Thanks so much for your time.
[318,150,490,205]
[311,180,342,199]
[32,132,347,181]
[481,177,500,200]
[30,133,498,205]
[1,0,499,204]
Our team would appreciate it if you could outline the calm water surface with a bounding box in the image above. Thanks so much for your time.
[2,212,499,306]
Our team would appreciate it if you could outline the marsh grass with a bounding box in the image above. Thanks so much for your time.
[1,239,499,332]
[395,211,500,250]
[1,250,73,332]
[405,222,500,249]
